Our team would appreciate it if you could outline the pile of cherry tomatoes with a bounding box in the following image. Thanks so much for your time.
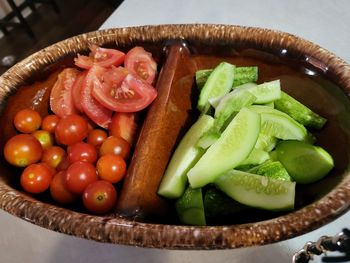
[2,45,158,215]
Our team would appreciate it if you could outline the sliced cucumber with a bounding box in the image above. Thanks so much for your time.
[276,140,334,184]
[197,62,235,113]
[239,148,270,166]
[235,79,281,104]
[250,105,308,141]
[157,115,214,199]
[215,169,295,211]
[187,107,260,188]
[274,91,327,129]
[255,133,278,152]
[175,187,206,226]
[248,160,292,181]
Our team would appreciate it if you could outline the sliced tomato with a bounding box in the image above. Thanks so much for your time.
[74,46,125,70]
[81,66,112,129]
[50,68,80,118]
[72,71,86,112]
[124,47,157,84]
[109,112,137,145]
[92,73,157,112]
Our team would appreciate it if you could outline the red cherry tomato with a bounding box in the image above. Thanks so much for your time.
[56,156,71,172]
[41,146,66,168]
[71,71,86,113]
[50,170,77,205]
[55,114,88,145]
[65,161,98,195]
[87,129,107,148]
[80,66,112,129]
[96,154,126,183]
[109,112,137,145]
[4,134,42,167]
[41,114,60,133]
[67,142,97,163]
[50,68,80,118]
[82,180,117,214]
[20,163,53,194]
[124,46,157,84]
[74,46,125,69]
[99,136,131,160]
[32,130,54,150]
[14,108,42,133]
[92,73,157,113]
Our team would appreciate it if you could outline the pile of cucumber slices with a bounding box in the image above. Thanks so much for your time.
[157,62,334,226]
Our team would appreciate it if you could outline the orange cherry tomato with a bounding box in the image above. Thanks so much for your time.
[50,170,77,205]
[20,163,53,194]
[96,154,126,183]
[32,130,54,150]
[99,136,131,160]
[41,114,60,133]
[41,146,66,168]
[14,108,42,133]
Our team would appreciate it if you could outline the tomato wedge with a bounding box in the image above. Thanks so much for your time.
[74,46,125,70]
[109,112,137,145]
[124,47,157,84]
[92,73,157,113]
[50,68,80,117]
[72,71,87,112]
[81,66,113,129]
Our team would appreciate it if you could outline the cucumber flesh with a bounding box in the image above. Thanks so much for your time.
[276,140,334,184]
[187,107,261,188]
[197,62,235,113]
[175,187,206,226]
[235,80,281,104]
[215,169,295,211]
[255,133,278,152]
[239,148,270,166]
[248,160,292,181]
[157,115,214,198]
[274,91,327,129]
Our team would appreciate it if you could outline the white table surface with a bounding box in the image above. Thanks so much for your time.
[1,1,350,262]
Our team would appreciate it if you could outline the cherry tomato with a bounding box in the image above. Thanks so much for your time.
[96,154,126,183]
[82,180,117,214]
[50,170,77,205]
[124,47,157,84]
[4,134,42,167]
[65,161,98,195]
[20,163,52,194]
[87,129,107,148]
[109,112,137,145]
[32,130,54,150]
[67,142,97,163]
[50,68,80,118]
[99,136,131,160]
[71,71,86,113]
[80,66,112,129]
[56,156,71,172]
[55,114,88,145]
[74,46,125,69]
[41,114,60,133]
[92,73,157,112]
[14,108,42,133]
[41,146,66,168]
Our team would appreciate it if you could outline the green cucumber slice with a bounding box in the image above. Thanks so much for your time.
[197,62,235,113]
[215,169,295,211]
[276,140,334,184]
[175,187,206,226]
[235,80,281,104]
[187,107,261,188]
[274,91,327,129]
[239,148,270,166]
[248,160,292,181]
[255,133,278,152]
[157,115,214,199]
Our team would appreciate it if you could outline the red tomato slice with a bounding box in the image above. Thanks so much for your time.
[92,73,157,113]
[74,46,125,70]
[72,71,87,112]
[124,47,157,84]
[109,112,137,145]
[50,68,80,118]
[81,66,113,129]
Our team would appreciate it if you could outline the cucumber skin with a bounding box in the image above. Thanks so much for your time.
[235,80,281,104]
[157,115,214,199]
[215,169,296,211]
[274,91,327,129]
[248,160,292,181]
[187,107,261,188]
[197,62,235,113]
[175,187,206,226]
